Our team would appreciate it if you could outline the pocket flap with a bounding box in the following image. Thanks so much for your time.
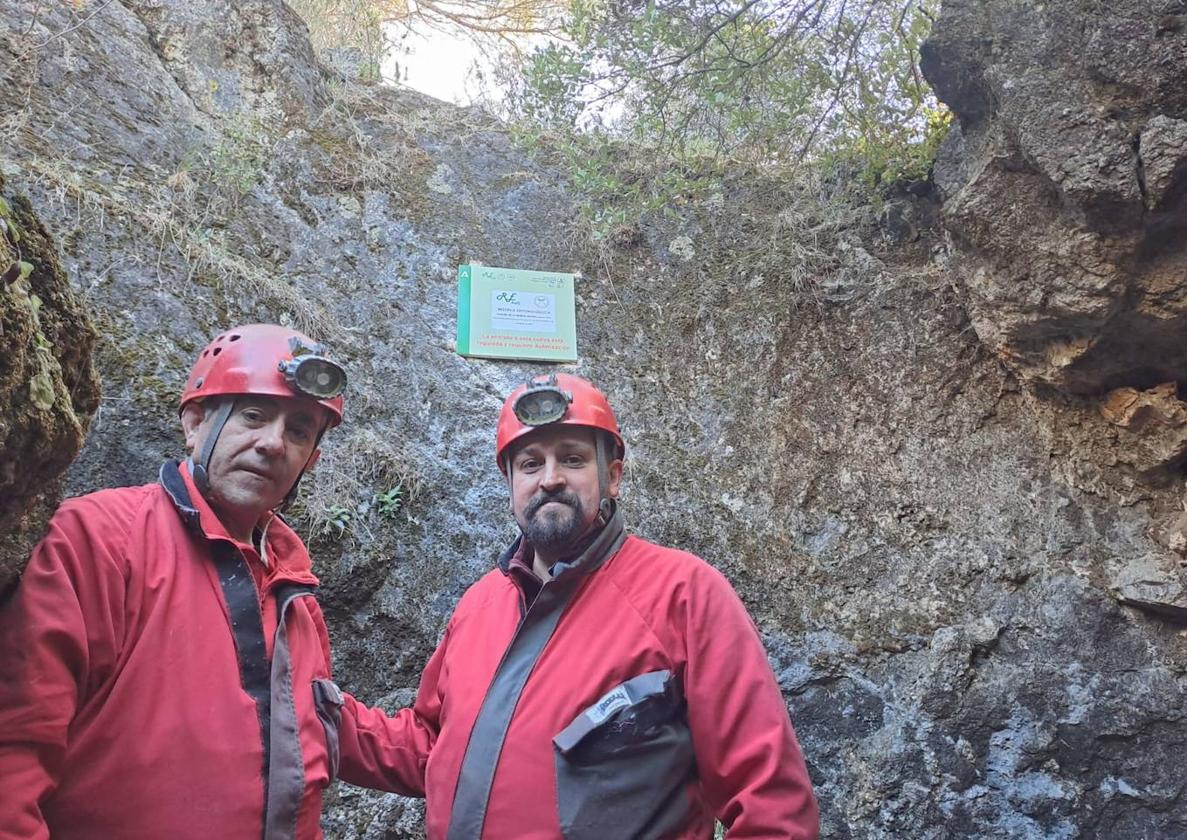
[553,670,674,754]
[313,677,344,708]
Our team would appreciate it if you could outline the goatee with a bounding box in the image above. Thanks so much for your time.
[522,491,585,554]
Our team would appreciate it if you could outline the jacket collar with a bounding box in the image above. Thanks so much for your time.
[498,505,626,585]
[159,460,318,586]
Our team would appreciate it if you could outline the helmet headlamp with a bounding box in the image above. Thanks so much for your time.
[278,355,347,400]
[513,378,572,426]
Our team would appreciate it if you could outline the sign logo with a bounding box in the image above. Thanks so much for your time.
[491,290,557,334]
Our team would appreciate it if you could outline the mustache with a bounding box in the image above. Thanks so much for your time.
[525,490,582,519]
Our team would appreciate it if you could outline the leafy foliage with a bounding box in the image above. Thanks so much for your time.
[507,0,942,171]
[184,113,271,206]
[292,427,420,543]
[327,504,355,534]
[293,0,946,220]
[289,0,947,287]
[376,485,405,519]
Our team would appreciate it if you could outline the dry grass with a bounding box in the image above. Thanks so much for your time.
[287,0,392,79]
[306,78,438,198]
[548,139,880,317]
[12,151,343,340]
[696,170,878,299]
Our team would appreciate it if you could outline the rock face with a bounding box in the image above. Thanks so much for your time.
[0,174,100,596]
[921,0,1187,404]
[2,0,1187,837]
[921,0,1187,654]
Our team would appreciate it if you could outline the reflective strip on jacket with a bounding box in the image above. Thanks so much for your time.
[0,462,344,840]
[338,515,820,839]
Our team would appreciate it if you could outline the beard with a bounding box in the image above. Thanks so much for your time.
[521,490,587,554]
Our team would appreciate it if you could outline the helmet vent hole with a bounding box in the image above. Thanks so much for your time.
[229,334,241,342]
[195,377,204,389]
[215,335,224,342]
[212,347,222,356]
[201,349,209,357]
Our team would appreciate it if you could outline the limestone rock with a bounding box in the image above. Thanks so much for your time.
[1153,510,1187,557]
[1097,382,1187,478]
[1114,553,1187,622]
[921,0,1187,397]
[1139,114,1187,211]
[125,0,329,121]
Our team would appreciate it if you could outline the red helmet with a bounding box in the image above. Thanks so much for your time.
[496,373,623,472]
[180,324,345,426]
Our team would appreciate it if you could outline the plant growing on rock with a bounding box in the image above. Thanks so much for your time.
[376,485,404,519]
[491,0,948,284]
[292,427,420,543]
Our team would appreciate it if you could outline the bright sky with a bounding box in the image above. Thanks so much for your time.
[380,22,622,130]
[382,22,520,107]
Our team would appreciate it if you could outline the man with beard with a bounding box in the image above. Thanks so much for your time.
[338,373,820,839]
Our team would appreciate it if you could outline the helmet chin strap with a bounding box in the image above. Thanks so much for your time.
[189,398,236,497]
[595,432,613,527]
[278,423,328,513]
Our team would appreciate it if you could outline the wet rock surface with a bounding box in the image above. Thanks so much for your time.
[1,0,1185,837]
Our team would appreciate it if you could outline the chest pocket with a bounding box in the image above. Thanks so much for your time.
[553,670,696,840]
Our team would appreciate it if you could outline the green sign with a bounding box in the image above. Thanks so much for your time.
[456,264,578,362]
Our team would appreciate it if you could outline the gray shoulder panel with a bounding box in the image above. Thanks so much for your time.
[265,589,317,840]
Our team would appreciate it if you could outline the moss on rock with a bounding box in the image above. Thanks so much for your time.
[0,173,101,597]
